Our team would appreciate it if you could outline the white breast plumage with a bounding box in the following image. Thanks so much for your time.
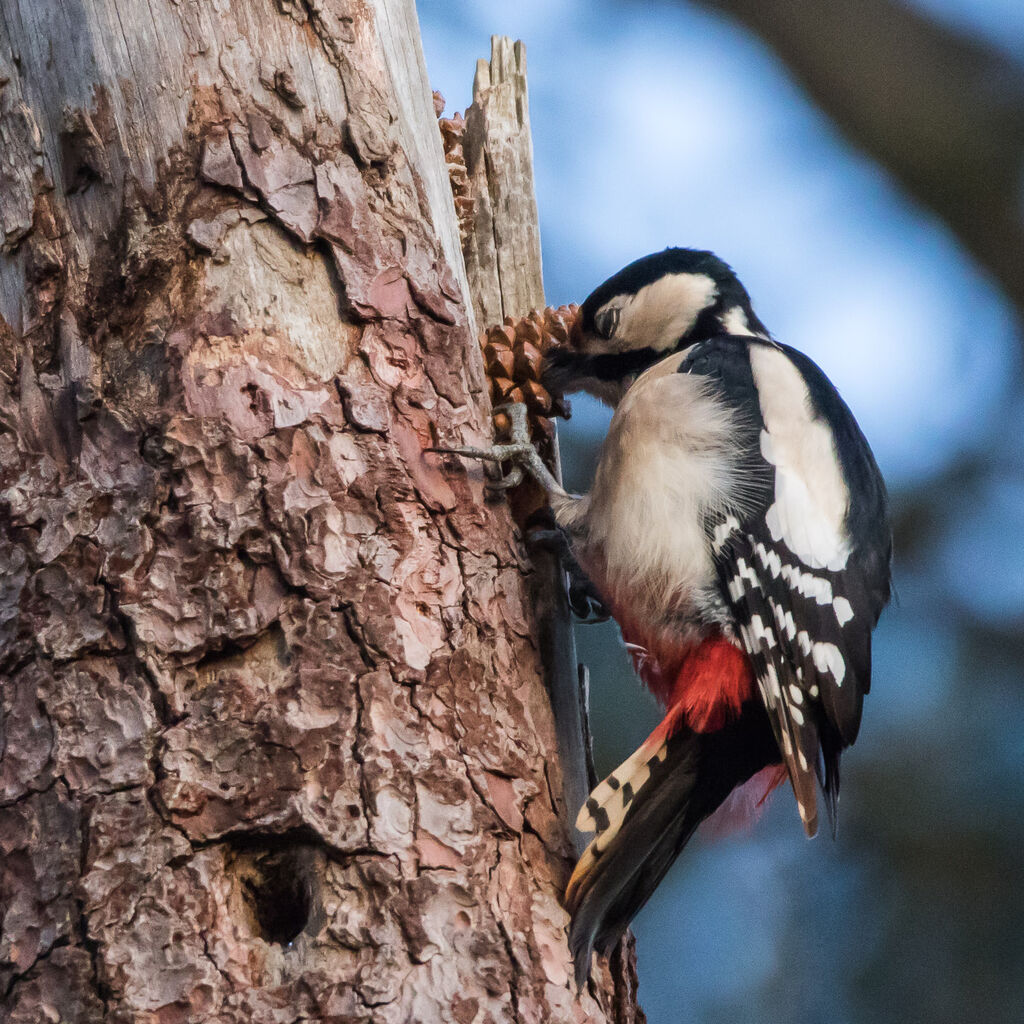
[578,351,746,626]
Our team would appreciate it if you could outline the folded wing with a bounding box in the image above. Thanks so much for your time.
[682,337,892,835]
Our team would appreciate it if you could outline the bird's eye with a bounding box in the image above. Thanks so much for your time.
[594,306,620,338]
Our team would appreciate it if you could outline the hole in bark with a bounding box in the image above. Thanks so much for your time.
[228,842,314,947]
[246,857,310,945]
[194,625,291,677]
[195,636,251,670]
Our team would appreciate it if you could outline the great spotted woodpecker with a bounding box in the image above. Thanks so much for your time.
[433,248,892,985]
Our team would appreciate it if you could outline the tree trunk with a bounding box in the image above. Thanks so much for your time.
[459,35,595,860]
[0,4,642,1022]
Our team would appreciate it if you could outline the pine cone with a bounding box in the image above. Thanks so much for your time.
[479,304,579,442]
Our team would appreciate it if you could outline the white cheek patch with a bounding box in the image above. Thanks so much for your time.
[612,272,717,353]
[750,346,852,571]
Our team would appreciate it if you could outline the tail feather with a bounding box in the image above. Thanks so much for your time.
[816,722,842,839]
[567,700,779,987]
[567,735,705,986]
[574,708,685,852]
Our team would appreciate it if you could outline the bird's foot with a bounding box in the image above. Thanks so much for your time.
[526,513,611,623]
[428,403,561,495]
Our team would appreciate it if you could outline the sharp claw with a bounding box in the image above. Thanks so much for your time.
[426,440,530,491]
[485,465,524,492]
[428,402,563,498]
[426,442,534,462]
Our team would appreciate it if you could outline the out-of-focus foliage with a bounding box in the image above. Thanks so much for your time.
[419,1,1024,1021]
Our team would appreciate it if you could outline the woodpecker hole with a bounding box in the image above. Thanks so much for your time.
[229,843,314,947]
[248,859,309,945]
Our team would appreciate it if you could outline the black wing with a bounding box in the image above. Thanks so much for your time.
[680,336,892,836]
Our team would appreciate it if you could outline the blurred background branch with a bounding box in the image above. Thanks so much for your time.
[691,0,1024,323]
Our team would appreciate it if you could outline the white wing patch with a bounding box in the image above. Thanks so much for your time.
[749,346,852,572]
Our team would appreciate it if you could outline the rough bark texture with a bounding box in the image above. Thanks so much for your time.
[459,37,594,858]
[0,3,641,1023]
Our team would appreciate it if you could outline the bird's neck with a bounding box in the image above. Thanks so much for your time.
[686,302,771,344]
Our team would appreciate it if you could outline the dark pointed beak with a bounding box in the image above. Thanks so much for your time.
[540,345,581,402]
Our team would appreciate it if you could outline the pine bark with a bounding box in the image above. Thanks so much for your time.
[0,3,641,1022]
[459,36,595,860]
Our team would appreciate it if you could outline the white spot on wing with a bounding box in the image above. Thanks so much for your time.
[780,562,834,605]
[713,515,741,553]
[754,541,783,578]
[833,596,854,626]
[749,614,777,649]
[811,642,847,685]
[736,557,761,594]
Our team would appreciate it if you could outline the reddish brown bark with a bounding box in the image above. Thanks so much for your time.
[0,3,643,1022]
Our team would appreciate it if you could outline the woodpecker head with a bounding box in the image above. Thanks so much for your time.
[543,248,769,405]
